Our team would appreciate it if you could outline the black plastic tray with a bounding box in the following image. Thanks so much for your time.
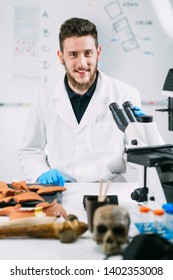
[83,194,118,209]
[0,184,63,208]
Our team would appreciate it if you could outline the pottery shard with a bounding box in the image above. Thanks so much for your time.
[12,181,28,191]
[9,199,64,220]
[0,181,8,189]
[14,191,45,203]
[37,186,67,195]
[0,204,21,216]
[0,188,16,197]
[0,196,14,203]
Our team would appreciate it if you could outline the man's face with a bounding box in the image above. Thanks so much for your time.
[57,36,101,93]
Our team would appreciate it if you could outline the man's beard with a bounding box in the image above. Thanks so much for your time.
[65,64,98,92]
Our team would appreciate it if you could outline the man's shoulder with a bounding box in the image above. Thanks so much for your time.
[37,76,65,99]
[99,70,138,91]
[98,70,141,106]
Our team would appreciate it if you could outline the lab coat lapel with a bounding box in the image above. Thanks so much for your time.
[52,82,78,130]
[52,72,105,130]
[78,75,104,127]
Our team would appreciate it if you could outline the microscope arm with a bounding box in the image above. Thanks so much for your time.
[124,121,165,150]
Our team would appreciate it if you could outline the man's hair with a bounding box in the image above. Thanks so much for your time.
[59,17,98,51]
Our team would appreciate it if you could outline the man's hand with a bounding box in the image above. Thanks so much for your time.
[38,169,65,186]
[132,105,145,117]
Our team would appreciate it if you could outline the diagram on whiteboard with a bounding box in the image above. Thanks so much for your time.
[104,0,153,55]
[13,5,53,85]
[13,6,40,84]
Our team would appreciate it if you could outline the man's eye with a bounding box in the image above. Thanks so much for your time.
[69,53,77,58]
[85,51,92,57]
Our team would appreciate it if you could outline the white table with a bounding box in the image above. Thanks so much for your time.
[0,182,143,260]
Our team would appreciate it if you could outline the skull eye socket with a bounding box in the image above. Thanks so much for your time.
[113,226,125,236]
[97,224,107,234]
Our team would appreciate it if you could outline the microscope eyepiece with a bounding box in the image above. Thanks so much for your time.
[123,101,137,122]
[109,102,130,132]
[109,102,120,112]
[123,101,133,109]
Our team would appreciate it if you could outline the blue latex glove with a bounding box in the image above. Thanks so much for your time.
[38,169,65,186]
[132,106,145,117]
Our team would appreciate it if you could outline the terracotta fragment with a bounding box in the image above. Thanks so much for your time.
[9,199,68,220]
[14,191,45,203]
[0,196,14,203]
[37,199,67,219]
[0,181,8,189]
[37,186,67,195]
[12,181,28,191]
[0,188,16,197]
[0,204,21,216]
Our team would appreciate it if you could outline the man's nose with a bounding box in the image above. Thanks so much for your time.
[76,54,87,67]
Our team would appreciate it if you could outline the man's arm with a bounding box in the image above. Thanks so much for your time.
[18,93,50,183]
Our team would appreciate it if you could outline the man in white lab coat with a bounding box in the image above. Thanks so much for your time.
[18,17,141,185]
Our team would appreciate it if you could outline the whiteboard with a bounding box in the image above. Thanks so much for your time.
[0,0,173,103]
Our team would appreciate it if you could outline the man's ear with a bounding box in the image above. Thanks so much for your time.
[57,50,64,64]
[97,46,102,60]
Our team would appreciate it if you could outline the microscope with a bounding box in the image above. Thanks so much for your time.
[109,69,173,208]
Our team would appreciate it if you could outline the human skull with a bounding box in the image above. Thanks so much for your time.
[93,205,130,255]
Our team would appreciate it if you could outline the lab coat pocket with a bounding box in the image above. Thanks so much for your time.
[92,122,120,153]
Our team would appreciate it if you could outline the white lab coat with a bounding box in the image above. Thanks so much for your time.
[18,70,141,183]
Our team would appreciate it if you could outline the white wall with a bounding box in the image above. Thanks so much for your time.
[0,106,29,181]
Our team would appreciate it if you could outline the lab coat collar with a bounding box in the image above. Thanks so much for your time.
[52,81,78,129]
[52,71,105,130]
[78,77,104,127]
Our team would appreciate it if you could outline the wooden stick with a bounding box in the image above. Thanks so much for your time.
[102,181,111,200]
[98,179,103,202]
[98,180,111,202]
